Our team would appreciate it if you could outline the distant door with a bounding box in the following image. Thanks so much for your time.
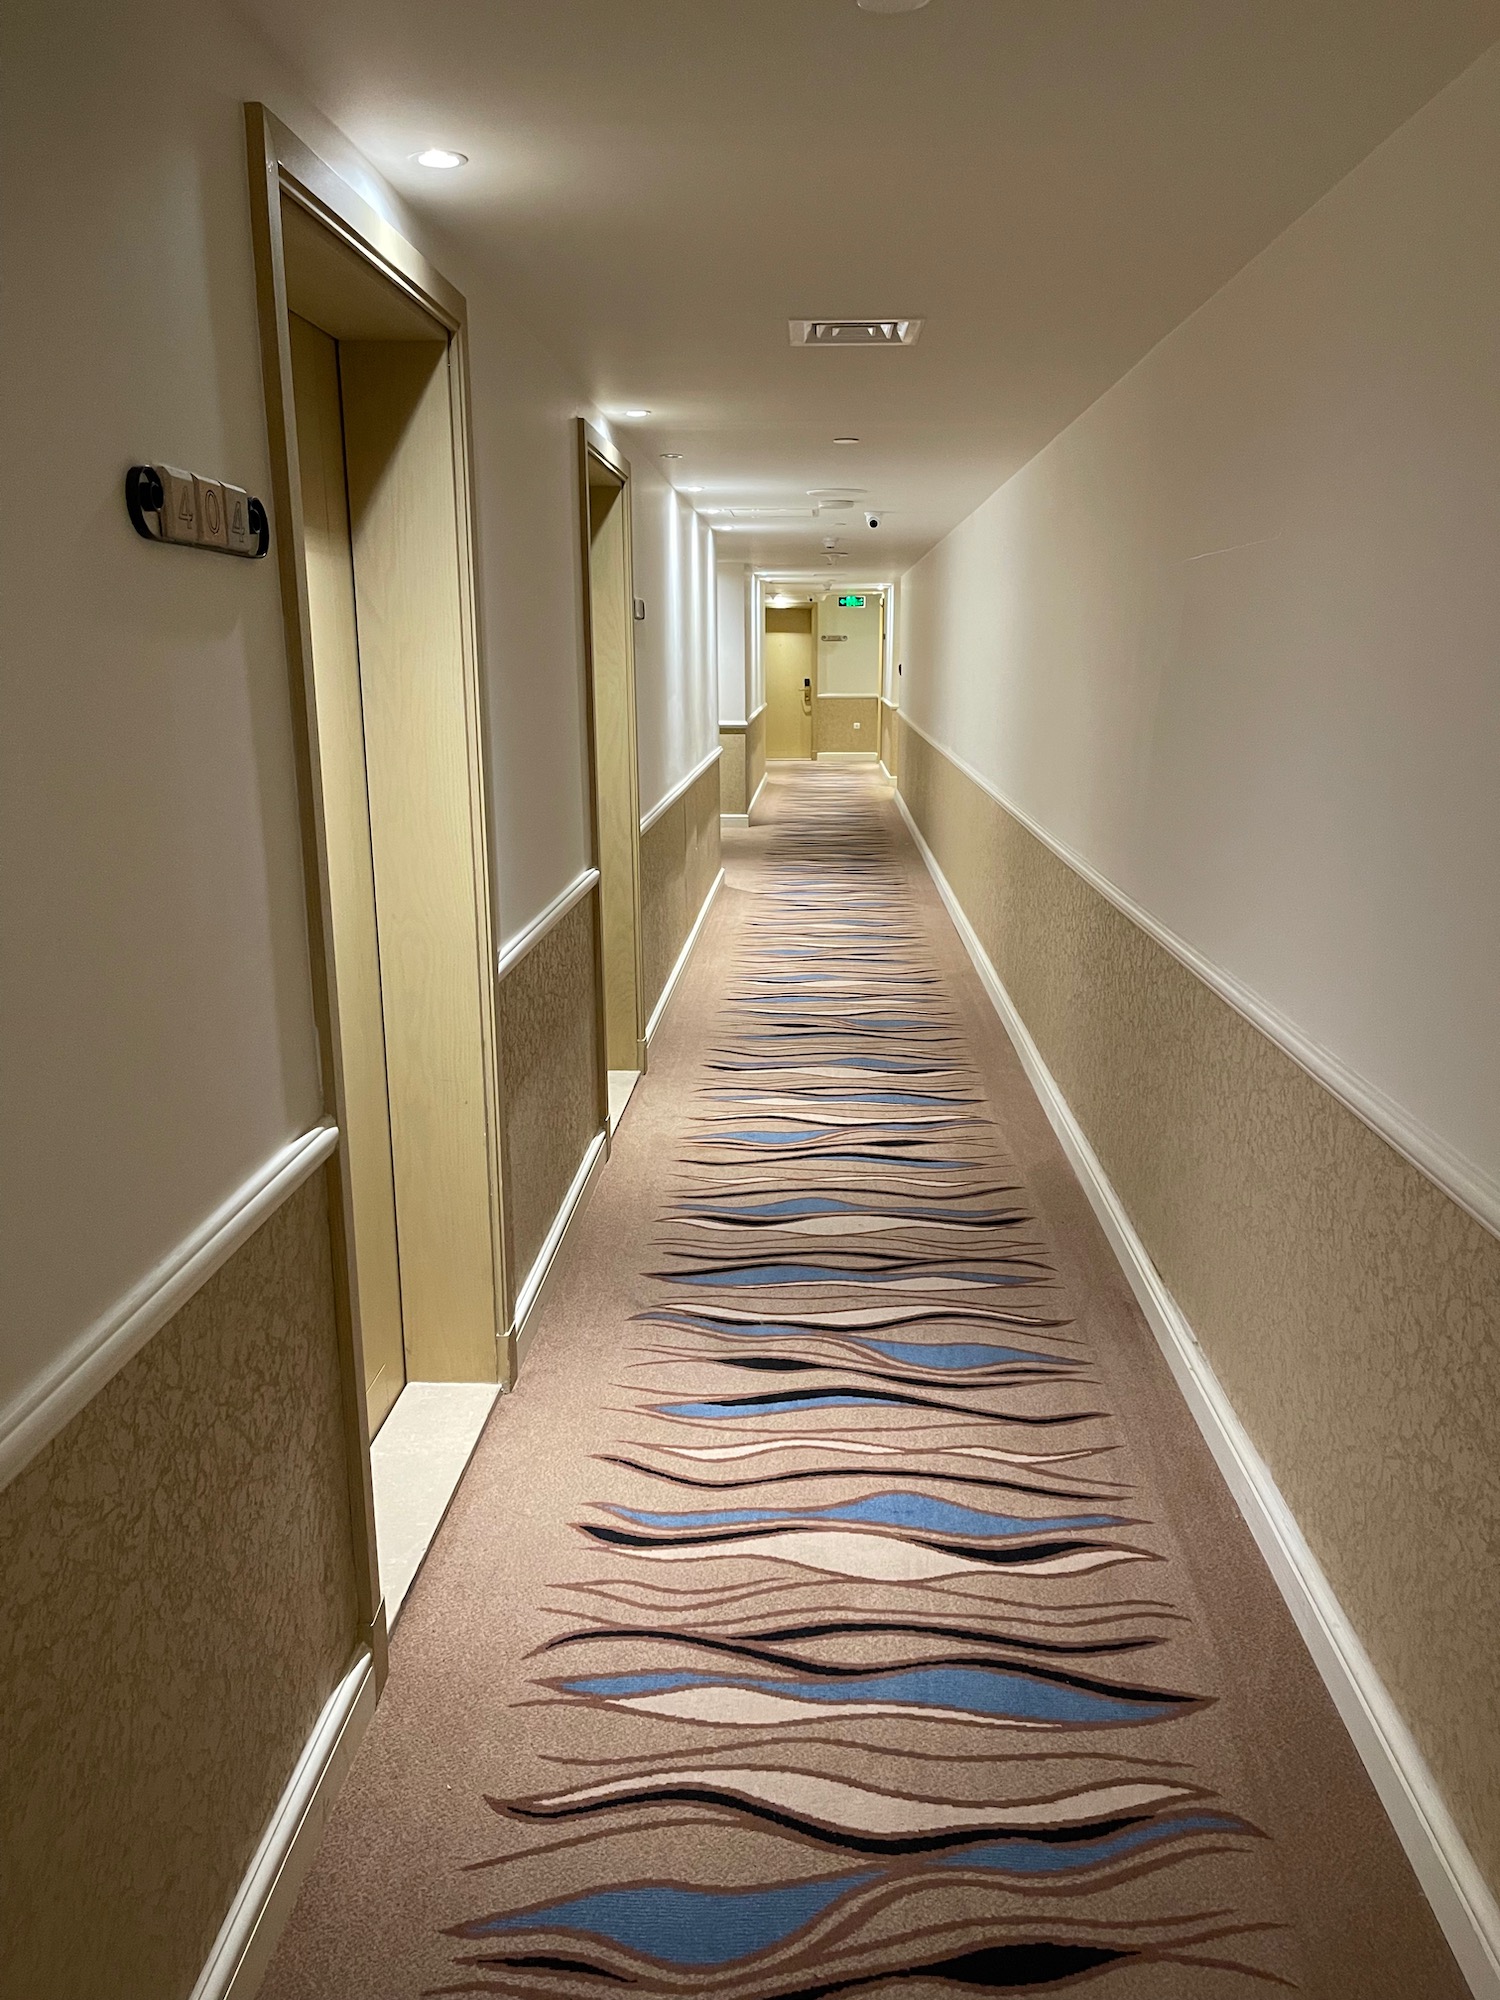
[579,427,646,1078]
[765,608,814,759]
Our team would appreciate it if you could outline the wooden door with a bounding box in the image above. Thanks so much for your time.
[765,623,814,759]
[287,314,406,1433]
[340,340,503,1383]
[585,466,644,1071]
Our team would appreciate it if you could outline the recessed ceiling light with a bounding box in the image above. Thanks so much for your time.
[790,319,923,346]
[414,148,468,170]
[834,436,860,444]
[660,451,682,460]
[682,485,703,493]
[621,408,652,418]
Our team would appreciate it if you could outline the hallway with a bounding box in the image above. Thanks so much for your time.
[7,12,1500,1990]
[264,766,1461,1998]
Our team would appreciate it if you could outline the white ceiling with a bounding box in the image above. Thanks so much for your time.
[247,0,1500,578]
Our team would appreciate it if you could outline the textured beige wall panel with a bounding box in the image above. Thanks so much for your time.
[746,707,767,808]
[686,759,722,918]
[0,1171,359,2000]
[497,890,605,1294]
[640,761,722,1022]
[718,729,747,815]
[900,718,1500,1895]
[640,800,688,1020]
[817,695,880,755]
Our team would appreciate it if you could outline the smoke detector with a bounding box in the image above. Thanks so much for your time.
[789,319,923,347]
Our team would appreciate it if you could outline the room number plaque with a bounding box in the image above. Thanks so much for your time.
[125,463,270,558]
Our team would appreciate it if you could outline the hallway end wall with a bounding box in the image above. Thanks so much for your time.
[894,44,1500,1902]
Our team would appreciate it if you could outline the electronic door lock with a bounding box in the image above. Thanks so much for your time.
[126,463,270,558]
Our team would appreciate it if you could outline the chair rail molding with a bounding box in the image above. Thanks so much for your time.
[898,714,1500,1241]
[0,1123,340,1493]
[640,745,722,834]
[497,868,600,981]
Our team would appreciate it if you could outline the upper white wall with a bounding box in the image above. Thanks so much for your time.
[816,595,883,696]
[0,0,332,1421]
[900,42,1500,1204]
[716,562,748,725]
[631,462,718,817]
[0,0,685,1429]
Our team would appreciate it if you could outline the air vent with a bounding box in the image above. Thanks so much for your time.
[789,319,923,347]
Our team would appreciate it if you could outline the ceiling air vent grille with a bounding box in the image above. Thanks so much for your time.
[789,318,923,347]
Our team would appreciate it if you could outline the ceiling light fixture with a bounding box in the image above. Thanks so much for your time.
[660,451,682,460]
[414,148,468,170]
[621,408,652,419]
[833,436,860,445]
[857,0,930,12]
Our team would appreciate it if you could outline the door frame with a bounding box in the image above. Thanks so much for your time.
[244,103,511,1675]
[575,418,647,1111]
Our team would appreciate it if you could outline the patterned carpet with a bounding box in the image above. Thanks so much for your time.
[264,765,1464,2000]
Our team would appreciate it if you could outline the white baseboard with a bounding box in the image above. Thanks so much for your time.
[746,770,766,818]
[893,786,1500,2000]
[815,749,878,764]
[513,1126,608,1363]
[190,1646,376,2000]
[721,813,750,828]
[645,868,725,1050]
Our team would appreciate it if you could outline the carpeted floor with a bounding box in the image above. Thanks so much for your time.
[263,765,1465,1998]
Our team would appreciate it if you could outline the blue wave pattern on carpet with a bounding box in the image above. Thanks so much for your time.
[443,768,1288,1996]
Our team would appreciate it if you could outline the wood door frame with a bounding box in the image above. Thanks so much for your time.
[575,418,647,1120]
[245,103,512,1680]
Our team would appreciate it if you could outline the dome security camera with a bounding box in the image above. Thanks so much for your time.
[864,510,880,529]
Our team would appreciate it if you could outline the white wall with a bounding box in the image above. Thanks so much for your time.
[631,462,719,817]
[0,0,333,1422]
[716,561,748,725]
[464,322,596,940]
[0,0,719,1439]
[816,595,883,695]
[900,42,1500,1205]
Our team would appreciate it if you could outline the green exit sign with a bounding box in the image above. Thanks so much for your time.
[837,594,866,608]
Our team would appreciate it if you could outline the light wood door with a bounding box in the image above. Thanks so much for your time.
[340,340,501,1382]
[765,628,814,758]
[288,315,406,1434]
[586,472,643,1070]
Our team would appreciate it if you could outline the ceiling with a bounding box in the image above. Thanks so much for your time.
[246,0,1500,581]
